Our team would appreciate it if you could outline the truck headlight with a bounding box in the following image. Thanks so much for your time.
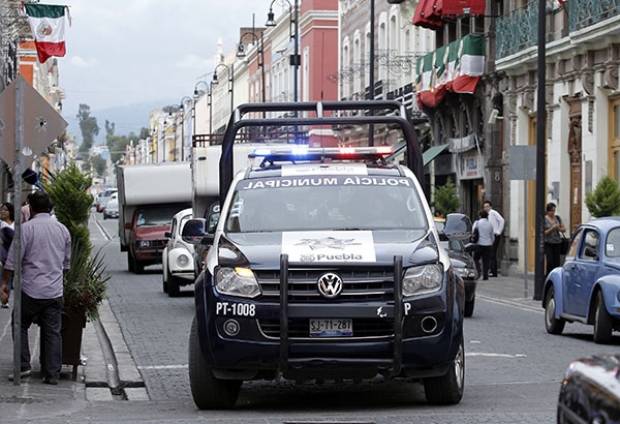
[215,267,261,298]
[455,267,476,279]
[137,240,151,248]
[403,264,443,297]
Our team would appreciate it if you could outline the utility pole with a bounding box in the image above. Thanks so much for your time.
[368,0,375,146]
[534,0,546,300]
[293,0,299,103]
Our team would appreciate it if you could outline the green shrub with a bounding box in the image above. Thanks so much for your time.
[45,164,108,319]
[434,178,460,216]
[585,176,620,218]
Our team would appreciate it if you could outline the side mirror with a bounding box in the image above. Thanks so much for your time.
[200,233,215,245]
[164,232,172,239]
[444,213,472,241]
[181,218,207,244]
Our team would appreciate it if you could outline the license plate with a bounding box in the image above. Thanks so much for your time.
[309,319,353,337]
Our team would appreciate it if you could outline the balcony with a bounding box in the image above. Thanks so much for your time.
[569,0,620,32]
[495,1,539,60]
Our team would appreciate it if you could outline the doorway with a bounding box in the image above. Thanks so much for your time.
[568,111,582,233]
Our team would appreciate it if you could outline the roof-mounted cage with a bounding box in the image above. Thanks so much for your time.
[218,101,423,205]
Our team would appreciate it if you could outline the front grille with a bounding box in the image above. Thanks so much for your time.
[150,240,167,249]
[258,318,393,339]
[256,269,394,302]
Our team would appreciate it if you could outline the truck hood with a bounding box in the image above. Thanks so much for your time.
[134,225,169,240]
[224,229,432,269]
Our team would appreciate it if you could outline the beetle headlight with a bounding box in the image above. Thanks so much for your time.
[215,267,261,298]
[403,264,443,297]
[176,254,190,267]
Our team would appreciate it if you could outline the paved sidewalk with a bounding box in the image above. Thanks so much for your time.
[475,273,545,311]
[0,304,88,422]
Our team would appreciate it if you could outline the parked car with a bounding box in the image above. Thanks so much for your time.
[96,188,117,213]
[557,354,620,424]
[162,208,195,297]
[103,192,119,219]
[436,219,478,317]
[543,218,620,344]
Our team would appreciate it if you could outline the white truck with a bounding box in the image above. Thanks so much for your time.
[117,163,192,273]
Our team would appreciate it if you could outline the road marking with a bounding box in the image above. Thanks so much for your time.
[137,364,188,370]
[466,352,527,359]
[92,216,112,241]
[478,295,544,315]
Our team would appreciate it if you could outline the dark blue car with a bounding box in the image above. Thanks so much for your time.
[543,218,620,344]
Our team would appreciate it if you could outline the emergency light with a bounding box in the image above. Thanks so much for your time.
[249,146,395,162]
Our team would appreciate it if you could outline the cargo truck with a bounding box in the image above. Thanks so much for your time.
[117,163,192,273]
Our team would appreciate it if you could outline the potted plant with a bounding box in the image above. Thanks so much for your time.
[45,164,108,376]
[585,176,620,218]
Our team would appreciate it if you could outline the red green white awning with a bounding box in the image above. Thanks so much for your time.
[24,4,68,63]
[416,34,485,109]
[412,0,486,30]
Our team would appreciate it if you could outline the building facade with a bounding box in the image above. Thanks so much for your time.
[497,1,620,272]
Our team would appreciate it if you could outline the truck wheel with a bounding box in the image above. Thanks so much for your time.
[134,261,145,274]
[544,288,565,335]
[464,297,475,318]
[168,275,180,298]
[162,273,168,294]
[593,292,613,344]
[189,316,240,409]
[423,338,464,405]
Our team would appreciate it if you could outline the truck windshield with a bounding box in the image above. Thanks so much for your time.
[225,175,428,233]
[136,206,184,227]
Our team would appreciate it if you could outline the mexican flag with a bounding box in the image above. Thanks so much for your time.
[416,34,485,109]
[24,4,68,63]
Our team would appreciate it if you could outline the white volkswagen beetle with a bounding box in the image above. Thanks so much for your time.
[162,208,195,297]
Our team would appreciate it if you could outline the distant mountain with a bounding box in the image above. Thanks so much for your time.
[64,99,176,146]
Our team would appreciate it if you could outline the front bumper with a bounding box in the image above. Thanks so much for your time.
[134,248,164,263]
[195,257,463,380]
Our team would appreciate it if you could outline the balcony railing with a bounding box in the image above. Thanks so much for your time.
[496,1,539,59]
[569,0,620,32]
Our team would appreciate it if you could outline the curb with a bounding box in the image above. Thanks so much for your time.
[82,299,148,401]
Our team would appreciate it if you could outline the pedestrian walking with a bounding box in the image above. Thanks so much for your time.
[544,202,566,277]
[0,203,15,309]
[483,200,505,277]
[0,192,71,384]
[472,209,495,280]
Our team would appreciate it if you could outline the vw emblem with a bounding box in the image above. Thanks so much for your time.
[317,273,343,298]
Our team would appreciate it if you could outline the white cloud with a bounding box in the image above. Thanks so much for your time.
[175,54,213,70]
[70,55,97,68]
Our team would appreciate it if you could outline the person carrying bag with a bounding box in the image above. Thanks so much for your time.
[544,202,566,277]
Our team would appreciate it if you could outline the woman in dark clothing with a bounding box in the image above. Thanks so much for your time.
[544,202,566,276]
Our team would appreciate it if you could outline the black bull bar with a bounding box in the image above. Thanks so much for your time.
[218,101,424,206]
[278,254,404,376]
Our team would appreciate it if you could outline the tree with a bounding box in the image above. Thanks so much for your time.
[77,104,99,153]
[585,176,620,218]
[434,178,460,216]
[90,154,107,177]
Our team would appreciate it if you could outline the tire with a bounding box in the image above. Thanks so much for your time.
[103,215,108,220]
[168,275,180,298]
[162,255,169,293]
[593,292,613,344]
[189,316,241,409]
[464,297,475,318]
[424,338,464,405]
[127,252,135,273]
[545,288,565,335]
[134,261,145,274]
[162,274,168,294]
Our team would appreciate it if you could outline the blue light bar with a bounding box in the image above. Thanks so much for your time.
[249,146,395,159]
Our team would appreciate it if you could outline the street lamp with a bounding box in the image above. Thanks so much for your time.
[192,78,213,143]
[212,62,234,123]
[265,0,299,103]
[179,96,193,161]
[237,29,266,106]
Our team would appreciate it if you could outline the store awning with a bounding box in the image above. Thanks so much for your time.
[413,0,486,29]
[423,143,450,166]
[416,34,485,109]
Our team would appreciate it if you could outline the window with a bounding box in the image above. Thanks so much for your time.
[170,219,177,237]
[610,100,620,180]
[579,230,600,261]
[566,229,582,258]
[606,228,620,259]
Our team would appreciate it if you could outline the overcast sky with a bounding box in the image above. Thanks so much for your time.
[44,0,276,123]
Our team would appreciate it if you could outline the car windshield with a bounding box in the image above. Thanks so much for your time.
[225,175,428,233]
[605,227,620,259]
[136,206,184,227]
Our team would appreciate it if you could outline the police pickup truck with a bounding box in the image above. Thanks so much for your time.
[182,101,470,409]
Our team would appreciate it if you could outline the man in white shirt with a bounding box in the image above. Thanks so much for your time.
[483,200,505,277]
